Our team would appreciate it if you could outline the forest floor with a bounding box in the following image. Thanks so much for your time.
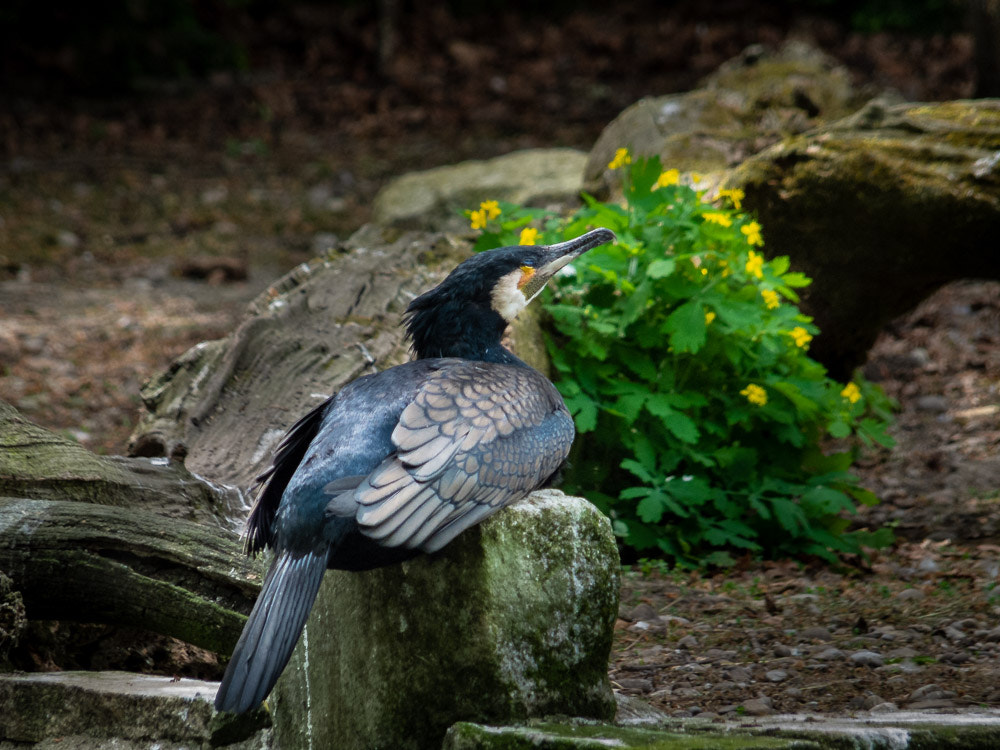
[2,0,998,719]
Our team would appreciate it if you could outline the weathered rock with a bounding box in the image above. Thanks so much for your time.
[271,490,620,750]
[0,399,243,526]
[129,225,551,493]
[0,671,269,748]
[444,711,1000,749]
[584,41,870,198]
[0,497,259,655]
[373,148,587,230]
[726,99,1000,375]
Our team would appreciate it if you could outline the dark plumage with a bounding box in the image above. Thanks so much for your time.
[214,228,615,714]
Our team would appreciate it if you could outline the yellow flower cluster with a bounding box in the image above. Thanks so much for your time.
[608,148,632,170]
[741,221,763,247]
[745,249,764,279]
[519,227,539,246]
[761,289,780,310]
[468,200,502,230]
[841,382,861,404]
[740,383,767,407]
[718,188,744,209]
[705,310,716,325]
[653,168,680,189]
[790,326,813,349]
[702,212,732,228]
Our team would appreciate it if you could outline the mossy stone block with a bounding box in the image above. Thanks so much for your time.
[272,489,620,750]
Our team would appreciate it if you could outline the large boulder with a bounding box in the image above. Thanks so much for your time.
[129,225,549,491]
[372,148,588,231]
[726,99,1000,375]
[271,489,620,750]
[584,41,872,198]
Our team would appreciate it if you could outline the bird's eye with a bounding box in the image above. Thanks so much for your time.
[516,265,536,289]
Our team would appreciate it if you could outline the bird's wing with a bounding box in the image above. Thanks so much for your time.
[352,362,574,553]
[245,397,332,555]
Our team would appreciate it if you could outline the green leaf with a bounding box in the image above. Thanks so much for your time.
[645,394,701,441]
[621,459,654,483]
[614,393,646,424]
[782,272,812,288]
[636,493,666,523]
[647,258,676,279]
[662,301,707,353]
[770,497,806,534]
[566,393,598,432]
[828,420,851,438]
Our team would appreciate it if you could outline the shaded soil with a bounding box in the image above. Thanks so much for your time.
[2,0,998,716]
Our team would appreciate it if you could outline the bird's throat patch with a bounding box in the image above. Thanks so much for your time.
[490,269,528,322]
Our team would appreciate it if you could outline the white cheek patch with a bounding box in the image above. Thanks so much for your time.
[490,269,528,322]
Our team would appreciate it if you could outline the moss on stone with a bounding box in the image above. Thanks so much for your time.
[442,721,822,749]
[272,491,619,750]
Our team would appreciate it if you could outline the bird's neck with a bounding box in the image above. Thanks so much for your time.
[407,303,526,366]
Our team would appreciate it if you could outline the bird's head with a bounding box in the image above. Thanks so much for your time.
[405,228,616,362]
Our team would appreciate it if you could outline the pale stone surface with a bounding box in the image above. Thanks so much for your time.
[372,148,588,230]
[443,709,1000,749]
[271,489,620,750]
[0,671,270,748]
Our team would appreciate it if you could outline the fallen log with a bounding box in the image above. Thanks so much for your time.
[0,497,259,656]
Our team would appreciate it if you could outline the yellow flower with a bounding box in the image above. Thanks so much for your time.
[480,200,501,220]
[653,168,680,189]
[790,326,813,349]
[608,148,631,170]
[718,188,744,209]
[741,221,763,246]
[702,212,732,228]
[745,249,764,279]
[740,384,767,407]
[469,208,488,230]
[519,227,539,246]
[705,311,716,325]
[841,382,862,404]
[691,172,703,184]
[761,289,780,310]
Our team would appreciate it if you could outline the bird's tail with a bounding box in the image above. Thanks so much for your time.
[215,547,328,714]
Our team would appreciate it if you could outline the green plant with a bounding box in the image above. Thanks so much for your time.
[466,151,895,565]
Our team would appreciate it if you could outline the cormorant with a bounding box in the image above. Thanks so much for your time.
[214,227,616,714]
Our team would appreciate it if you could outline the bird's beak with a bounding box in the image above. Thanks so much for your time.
[522,228,616,300]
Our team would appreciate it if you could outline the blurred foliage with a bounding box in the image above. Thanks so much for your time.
[792,0,965,33]
[0,0,968,95]
[0,0,253,94]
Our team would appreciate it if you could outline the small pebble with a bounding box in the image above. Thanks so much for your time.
[815,647,846,661]
[896,588,925,601]
[677,634,699,649]
[724,666,752,683]
[850,650,884,667]
[617,677,653,692]
[915,394,948,412]
[740,697,774,716]
[800,626,833,641]
[765,669,789,683]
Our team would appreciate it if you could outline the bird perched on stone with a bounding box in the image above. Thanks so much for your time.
[214,227,616,714]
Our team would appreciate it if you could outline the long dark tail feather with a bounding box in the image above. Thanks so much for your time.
[215,547,329,714]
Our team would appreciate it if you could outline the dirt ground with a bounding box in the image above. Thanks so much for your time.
[2,0,998,717]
